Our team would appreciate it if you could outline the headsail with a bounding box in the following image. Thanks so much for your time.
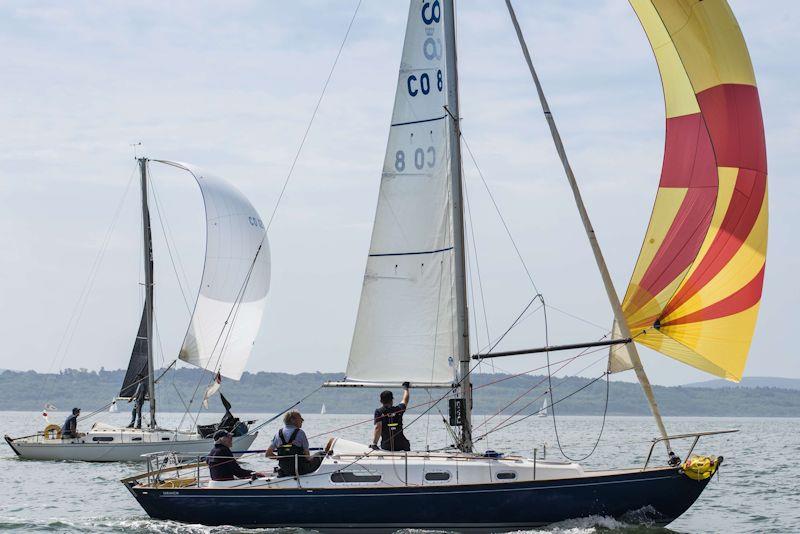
[119,308,149,398]
[162,162,271,381]
[346,0,457,386]
[614,0,767,381]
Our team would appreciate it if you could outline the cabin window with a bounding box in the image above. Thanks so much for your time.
[131,437,142,441]
[92,436,114,442]
[161,437,171,441]
[425,472,451,481]
[330,472,382,483]
[496,471,516,480]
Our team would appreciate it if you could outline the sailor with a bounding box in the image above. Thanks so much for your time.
[61,407,81,439]
[372,382,411,451]
[126,374,146,429]
[207,430,264,481]
[266,411,322,476]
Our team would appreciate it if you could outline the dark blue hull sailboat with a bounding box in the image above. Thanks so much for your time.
[124,466,712,531]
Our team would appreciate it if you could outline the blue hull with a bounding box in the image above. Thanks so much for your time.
[125,467,710,531]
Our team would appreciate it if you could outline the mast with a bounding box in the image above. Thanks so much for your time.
[503,0,671,453]
[138,158,157,429]
[442,0,472,452]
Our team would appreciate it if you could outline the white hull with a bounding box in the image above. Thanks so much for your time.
[5,425,257,462]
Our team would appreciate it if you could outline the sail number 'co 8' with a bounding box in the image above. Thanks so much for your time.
[395,1,443,174]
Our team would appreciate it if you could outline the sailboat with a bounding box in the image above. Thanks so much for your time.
[320,403,327,415]
[4,159,270,462]
[122,0,767,528]
[537,397,547,418]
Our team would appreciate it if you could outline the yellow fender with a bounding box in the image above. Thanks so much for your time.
[681,455,720,481]
[43,424,62,440]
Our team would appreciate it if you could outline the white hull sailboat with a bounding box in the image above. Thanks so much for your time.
[5,159,270,462]
[124,0,768,528]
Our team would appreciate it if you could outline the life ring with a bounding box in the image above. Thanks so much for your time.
[43,424,62,440]
[681,455,719,481]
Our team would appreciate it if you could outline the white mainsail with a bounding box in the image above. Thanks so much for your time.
[162,162,270,380]
[347,0,457,386]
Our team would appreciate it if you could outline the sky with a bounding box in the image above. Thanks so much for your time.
[0,1,797,387]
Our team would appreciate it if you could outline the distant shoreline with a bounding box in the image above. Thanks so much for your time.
[2,369,798,417]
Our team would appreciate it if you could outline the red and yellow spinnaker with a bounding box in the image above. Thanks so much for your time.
[617,0,767,381]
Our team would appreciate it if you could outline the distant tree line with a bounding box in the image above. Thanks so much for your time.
[1,367,798,417]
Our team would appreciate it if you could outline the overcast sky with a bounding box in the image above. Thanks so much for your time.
[0,1,796,386]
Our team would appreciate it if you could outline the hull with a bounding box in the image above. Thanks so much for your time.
[5,432,257,462]
[124,467,710,531]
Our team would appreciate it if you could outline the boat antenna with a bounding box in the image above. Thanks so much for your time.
[503,0,672,455]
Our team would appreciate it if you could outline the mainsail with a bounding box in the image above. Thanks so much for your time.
[612,0,768,381]
[164,162,271,381]
[347,0,457,386]
[119,309,149,398]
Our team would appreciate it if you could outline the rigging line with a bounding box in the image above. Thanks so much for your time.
[474,301,543,356]
[37,165,138,407]
[476,370,609,442]
[543,300,609,462]
[460,135,538,294]
[247,385,325,434]
[147,169,192,314]
[463,169,492,354]
[265,0,362,232]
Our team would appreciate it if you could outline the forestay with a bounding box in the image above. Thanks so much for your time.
[347,0,457,386]
[162,162,270,380]
[612,0,768,381]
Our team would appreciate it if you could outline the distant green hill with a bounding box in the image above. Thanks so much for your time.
[684,377,800,390]
[1,368,798,417]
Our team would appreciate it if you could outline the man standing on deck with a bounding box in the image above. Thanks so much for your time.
[126,374,146,429]
[372,382,411,451]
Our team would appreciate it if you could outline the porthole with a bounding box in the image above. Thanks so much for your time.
[496,471,516,480]
[425,472,451,481]
[330,472,382,483]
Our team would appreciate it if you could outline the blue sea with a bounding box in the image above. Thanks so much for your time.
[1,411,797,533]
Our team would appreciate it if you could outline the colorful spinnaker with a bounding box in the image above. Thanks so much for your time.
[611,0,767,381]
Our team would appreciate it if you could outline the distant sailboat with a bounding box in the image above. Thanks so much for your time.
[320,403,327,415]
[537,397,548,418]
[124,0,767,528]
[4,159,270,462]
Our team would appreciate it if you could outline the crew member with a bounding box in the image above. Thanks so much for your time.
[207,430,264,481]
[61,407,81,439]
[126,374,146,429]
[266,411,321,476]
[372,382,410,451]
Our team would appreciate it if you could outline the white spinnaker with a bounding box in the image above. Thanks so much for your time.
[347,0,457,385]
[162,162,270,380]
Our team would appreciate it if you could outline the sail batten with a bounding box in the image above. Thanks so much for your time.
[616,0,768,382]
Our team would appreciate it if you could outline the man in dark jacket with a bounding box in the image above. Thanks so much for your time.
[372,382,411,451]
[207,430,264,481]
[61,407,81,439]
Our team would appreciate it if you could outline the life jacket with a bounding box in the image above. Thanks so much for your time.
[277,428,305,476]
[377,405,407,448]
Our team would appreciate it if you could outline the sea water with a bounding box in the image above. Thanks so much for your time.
[1,411,797,533]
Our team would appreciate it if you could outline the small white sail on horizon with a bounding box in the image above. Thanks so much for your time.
[347,0,457,387]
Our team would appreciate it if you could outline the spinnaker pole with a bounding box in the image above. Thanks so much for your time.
[138,158,157,429]
[443,0,472,453]
[503,0,671,453]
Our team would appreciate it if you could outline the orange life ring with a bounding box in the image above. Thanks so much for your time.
[43,424,62,440]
